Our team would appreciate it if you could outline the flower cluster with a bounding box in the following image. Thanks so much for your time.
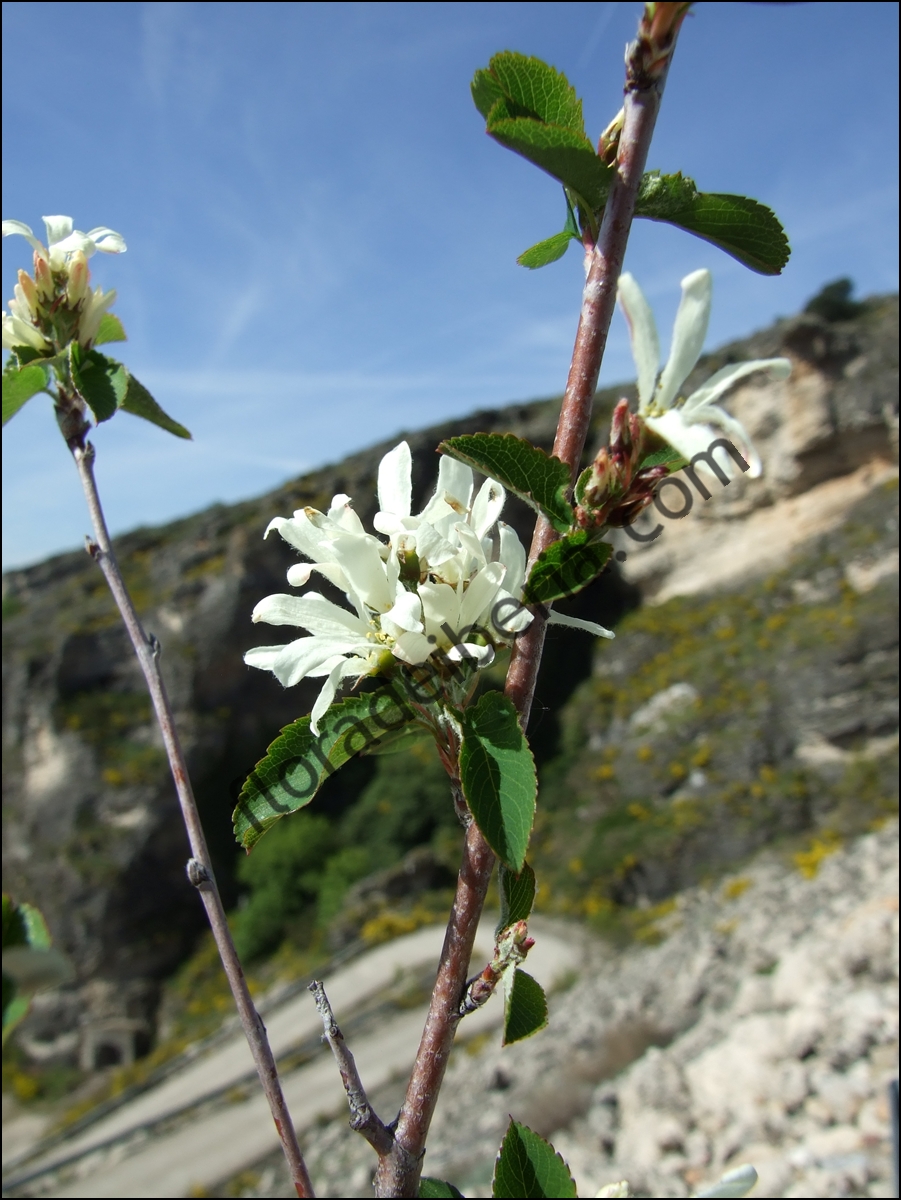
[616,268,791,480]
[2,216,126,353]
[246,442,612,732]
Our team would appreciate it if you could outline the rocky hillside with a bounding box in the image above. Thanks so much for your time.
[277,820,898,1200]
[2,285,898,1073]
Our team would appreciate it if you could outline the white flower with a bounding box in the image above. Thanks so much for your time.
[1,311,50,352]
[2,216,126,269]
[246,442,613,733]
[617,269,791,478]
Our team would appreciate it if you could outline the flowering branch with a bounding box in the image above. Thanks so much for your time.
[374,10,686,1197]
[69,434,315,1199]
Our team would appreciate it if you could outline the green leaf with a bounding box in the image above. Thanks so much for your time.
[638,444,690,472]
[493,1120,577,1198]
[2,897,67,1046]
[483,52,585,134]
[120,372,192,440]
[439,433,573,533]
[517,231,575,269]
[93,312,128,345]
[524,531,612,606]
[635,172,790,275]
[486,117,611,212]
[503,969,548,1045]
[2,362,49,425]
[471,68,507,120]
[234,686,415,850]
[497,862,536,935]
[419,1179,466,1199]
[460,692,536,873]
[69,346,128,423]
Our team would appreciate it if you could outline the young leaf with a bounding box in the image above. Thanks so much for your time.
[524,530,612,605]
[517,231,575,269]
[503,968,548,1045]
[484,52,585,134]
[439,433,573,533]
[234,686,414,850]
[638,444,689,472]
[69,346,128,423]
[493,1120,577,1198]
[635,171,790,275]
[93,312,128,346]
[471,67,507,120]
[497,862,536,934]
[419,1179,466,1199]
[120,372,192,440]
[460,692,537,873]
[2,362,49,425]
[486,117,611,212]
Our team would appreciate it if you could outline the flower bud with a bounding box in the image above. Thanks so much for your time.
[16,270,39,315]
[33,252,54,300]
[66,250,90,305]
[78,285,116,346]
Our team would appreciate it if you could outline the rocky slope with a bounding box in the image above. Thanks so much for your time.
[271,820,897,1200]
[2,286,898,1073]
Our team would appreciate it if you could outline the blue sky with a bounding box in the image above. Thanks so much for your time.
[2,1,898,569]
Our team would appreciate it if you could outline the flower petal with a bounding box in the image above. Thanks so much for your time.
[330,533,393,611]
[310,656,371,734]
[41,216,74,247]
[2,220,46,258]
[327,494,368,537]
[419,454,474,520]
[286,561,349,590]
[251,592,369,639]
[459,561,505,631]
[683,358,791,414]
[617,272,660,409]
[470,478,506,538]
[656,269,712,410]
[378,441,412,518]
[85,227,127,254]
[392,631,434,665]
[382,589,424,636]
[497,522,527,598]
[446,642,495,667]
[547,610,614,638]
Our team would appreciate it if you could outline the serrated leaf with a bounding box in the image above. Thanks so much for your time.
[120,372,192,439]
[419,1179,466,1199]
[636,171,790,275]
[70,346,128,423]
[503,968,548,1045]
[460,692,536,873]
[93,312,128,345]
[439,434,573,533]
[487,117,611,212]
[471,68,507,120]
[524,531,612,606]
[517,231,575,269]
[497,862,536,935]
[234,687,414,850]
[493,1120,577,1198]
[486,52,585,134]
[2,362,48,425]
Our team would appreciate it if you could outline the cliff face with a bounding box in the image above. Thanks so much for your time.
[2,289,897,1059]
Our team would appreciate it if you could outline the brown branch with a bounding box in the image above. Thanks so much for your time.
[374,10,684,1196]
[308,981,395,1157]
[68,433,315,1199]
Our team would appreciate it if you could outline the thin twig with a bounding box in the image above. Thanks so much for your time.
[308,981,395,1156]
[374,10,684,1195]
[68,434,315,1199]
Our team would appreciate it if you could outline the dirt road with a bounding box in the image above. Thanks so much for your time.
[17,914,582,1198]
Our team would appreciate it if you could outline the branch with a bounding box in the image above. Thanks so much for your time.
[374,10,684,1196]
[308,981,396,1157]
[68,433,315,1200]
